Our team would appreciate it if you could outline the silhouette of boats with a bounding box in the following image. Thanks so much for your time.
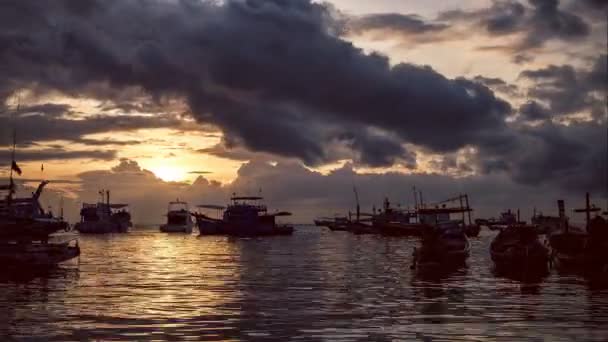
[194,195,294,236]
[373,197,422,237]
[160,200,194,233]
[549,194,608,272]
[325,216,350,231]
[313,217,333,227]
[412,219,470,270]
[75,190,132,234]
[0,129,79,266]
[490,224,549,273]
[476,209,522,231]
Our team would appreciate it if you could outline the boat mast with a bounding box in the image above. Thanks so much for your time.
[465,194,472,225]
[353,186,360,222]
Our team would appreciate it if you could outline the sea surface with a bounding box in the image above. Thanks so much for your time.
[0,227,607,341]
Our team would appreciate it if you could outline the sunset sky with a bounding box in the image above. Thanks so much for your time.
[0,0,606,223]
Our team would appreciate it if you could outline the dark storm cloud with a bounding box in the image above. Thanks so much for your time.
[519,54,607,117]
[0,106,190,146]
[439,0,592,52]
[518,101,552,120]
[476,120,606,193]
[0,0,512,168]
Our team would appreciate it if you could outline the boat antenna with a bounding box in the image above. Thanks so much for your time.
[353,186,360,222]
[8,97,20,197]
[412,186,418,210]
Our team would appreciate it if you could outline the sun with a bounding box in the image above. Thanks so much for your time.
[151,166,186,182]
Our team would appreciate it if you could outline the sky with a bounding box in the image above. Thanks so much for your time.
[0,0,606,224]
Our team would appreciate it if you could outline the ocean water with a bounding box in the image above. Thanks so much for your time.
[0,227,607,341]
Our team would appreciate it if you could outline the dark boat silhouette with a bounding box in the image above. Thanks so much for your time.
[412,218,470,270]
[0,130,79,266]
[75,190,132,234]
[549,195,608,272]
[490,224,549,272]
[194,195,294,236]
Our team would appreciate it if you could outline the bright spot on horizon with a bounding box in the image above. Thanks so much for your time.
[151,166,187,182]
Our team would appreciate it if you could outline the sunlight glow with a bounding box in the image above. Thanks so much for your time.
[151,166,187,182]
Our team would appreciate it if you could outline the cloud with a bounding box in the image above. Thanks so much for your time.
[346,13,451,44]
[0,104,192,146]
[519,54,607,117]
[0,0,512,168]
[437,0,592,52]
[0,148,115,162]
[518,101,552,120]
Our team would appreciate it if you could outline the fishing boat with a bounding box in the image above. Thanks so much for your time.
[374,197,423,237]
[193,195,294,236]
[326,216,350,231]
[345,187,379,235]
[549,195,608,271]
[477,209,521,231]
[313,217,333,227]
[75,190,132,234]
[490,224,550,271]
[160,200,194,233]
[412,220,470,269]
[0,130,79,266]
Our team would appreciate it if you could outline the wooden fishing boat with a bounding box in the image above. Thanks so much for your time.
[412,220,470,269]
[549,195,608,271]
[194,196,294,237]
[490,224,549,271]
[75,190,132,234]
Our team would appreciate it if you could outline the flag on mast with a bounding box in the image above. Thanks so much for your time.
[11,161,22,175]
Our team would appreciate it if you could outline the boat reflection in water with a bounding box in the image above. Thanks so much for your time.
[194,195,294,236]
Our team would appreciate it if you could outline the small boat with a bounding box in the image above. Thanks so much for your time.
[313,217,333,227]
[326,216,350,231]
[374,198,423,237]
[75,190,132,234]
[160,200,194,233]
[412,220,470,269]
[478,209,521,231]
[490,224,549,271]
[194,195,294,236]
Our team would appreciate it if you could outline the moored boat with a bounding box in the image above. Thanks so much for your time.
[412,220,470,269]
[194,195,294,236]
[75,190,132,234]
[549,195,608,272]
[160,200,194,233]
[0,130,80,266]
[490,224,550,271]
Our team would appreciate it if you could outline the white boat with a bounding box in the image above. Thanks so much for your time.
[160,200,194,233]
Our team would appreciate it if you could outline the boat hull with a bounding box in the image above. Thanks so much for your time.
[0,218,69,240]
[196,219,294,237]
[378,222,426,237]
[160,222,194,233]
[75,220,130,234]
[0,242,80,266]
